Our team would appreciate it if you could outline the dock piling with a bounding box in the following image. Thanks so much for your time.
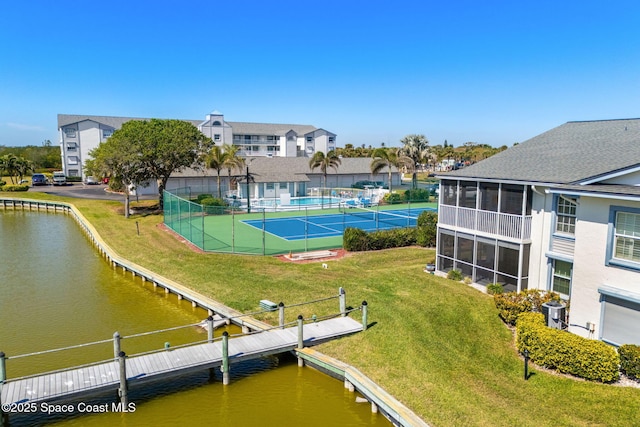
[297,315,304,367]
[206,316,214,343]
[118,351,128,405]
[222,332,229,385]
[339,287,346,316]
[113,332,121,358]
[362,301,368,331]
[0,352,5,384]
[278,302,285,329]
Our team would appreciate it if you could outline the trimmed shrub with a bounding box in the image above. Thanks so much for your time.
[403,188,430,202]
[619,344,640,379]
[383,192,402,204]
[0,181,5,187]
[343,227,370,251]
[197,194,214,203]
[1,184,29,192]
[447,269,462,281]
[493,289,561,326]
[516,312,619,382]
[200,197,225,207]
[486,283,504,295]
[416,211,437,247]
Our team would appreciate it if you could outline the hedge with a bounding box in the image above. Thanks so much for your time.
[493,289,561,326]
[0,184,29,192]
[516,312,619,383]
[619,344,640,380]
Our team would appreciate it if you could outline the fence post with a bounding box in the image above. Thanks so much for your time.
[118,351,128,405]
[0,352,6,383]
[362,301,368,331]
[222,332,229,385]
[207,316,214,343]
[297,315,304,367]
[339,287,346,316]
[278,302,285,329]
[113,332,121,358]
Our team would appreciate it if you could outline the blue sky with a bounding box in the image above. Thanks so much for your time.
[1,0,639,148]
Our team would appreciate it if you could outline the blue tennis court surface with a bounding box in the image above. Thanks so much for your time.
[241,207,436,241]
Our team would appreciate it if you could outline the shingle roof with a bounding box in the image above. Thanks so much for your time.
[57,114,201,129]
[440,119,640,184]
[172,157,393,182]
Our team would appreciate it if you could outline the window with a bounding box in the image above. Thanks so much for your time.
[67,156,79,165]
[600,292,640,345]
[214,134,221,142]
[64,128,76,138]
[500,184,524,215]
[480,182,499,212]
[441,180,457,206]
[438,230,455,258]
[551,260,572,296]
[329,137,335,143]
[266,183,274,190]
[459,182,477,208]
[212,121,222,126]
[306,137,313,142]
[68,169,79,177]
[279,182,287,190]
[613,211,640,263]
[556,196,577,234]
[102,129,113,138]
[66,142,77,151]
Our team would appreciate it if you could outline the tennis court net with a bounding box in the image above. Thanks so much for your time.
[339,205,418,229]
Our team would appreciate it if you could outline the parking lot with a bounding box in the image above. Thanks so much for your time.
[27,183,156,201]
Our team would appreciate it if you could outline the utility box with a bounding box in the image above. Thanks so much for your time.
[541,301,566,330]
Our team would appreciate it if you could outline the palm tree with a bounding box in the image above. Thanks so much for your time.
[308,150,341,194]
[206,146,227,198]
[222,144,244,194]
[370,147,410,192]
[0,154,18,184]
[14,157,34,183]
[399,134,430,189]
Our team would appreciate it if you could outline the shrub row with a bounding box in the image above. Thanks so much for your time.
[343,227,416,251]
[516,312,619,383]
[0,184,29,192]
[619,344,640,379]
[493,289,560,326]
[343,211,438,251]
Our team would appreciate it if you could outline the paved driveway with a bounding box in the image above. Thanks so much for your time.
[27,183,156,201]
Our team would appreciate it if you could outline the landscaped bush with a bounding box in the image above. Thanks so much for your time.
[199,197,225,207]
[493,289,561,326]
[486,283,504,295]
[0,181,5,187]
[343,227,416,251]
[383,192,402,204]
[416,211,437,247]
[403,188,430,202]
[619,344,640,379]
[0,184,29,192]
[447,269,462,281]
[197,194,214,203]
[516,312,619,382]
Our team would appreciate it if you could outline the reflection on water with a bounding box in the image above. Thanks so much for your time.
[0,211,389,426]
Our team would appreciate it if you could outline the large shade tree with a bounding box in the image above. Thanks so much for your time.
[87,119,212,214]
[399,134,430,189]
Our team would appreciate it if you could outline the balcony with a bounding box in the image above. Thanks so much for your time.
[439,205,531,241]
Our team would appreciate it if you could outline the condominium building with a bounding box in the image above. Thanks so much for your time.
[57,111,336,179]
[436,118,640,345]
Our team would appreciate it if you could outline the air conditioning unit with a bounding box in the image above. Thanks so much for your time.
[541,301,566,330]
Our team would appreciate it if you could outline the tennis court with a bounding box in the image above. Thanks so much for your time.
[241,206,437,241]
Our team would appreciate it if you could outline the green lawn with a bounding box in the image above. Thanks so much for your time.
[2,192,639,427]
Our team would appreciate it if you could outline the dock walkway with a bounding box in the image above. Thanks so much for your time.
[1,316,363,405]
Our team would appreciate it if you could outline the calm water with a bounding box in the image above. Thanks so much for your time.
[0,210,389,427]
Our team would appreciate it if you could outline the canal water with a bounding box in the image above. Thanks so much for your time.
[0,211,389,426]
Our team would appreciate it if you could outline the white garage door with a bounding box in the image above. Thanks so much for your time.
[601,294,640,346]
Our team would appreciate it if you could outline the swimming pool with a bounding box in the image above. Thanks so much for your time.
[252,196,342,211]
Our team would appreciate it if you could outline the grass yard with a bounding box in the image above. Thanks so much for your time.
[2,192,639,426]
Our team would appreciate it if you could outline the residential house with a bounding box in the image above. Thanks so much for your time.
[436,119,640,346]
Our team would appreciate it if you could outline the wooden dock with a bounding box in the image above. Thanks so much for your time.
[0,316,363,406]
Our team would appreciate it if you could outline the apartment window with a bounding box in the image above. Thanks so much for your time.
[556,196,577,234]
[613,211,640,263]
[329,137,335,143]
[279,182,287,189]
[501,184,524,215]
[441,180,457,206]
[438,230,455,258]
[212,121,222,126]
[459,182,477,208]
[252,146,259,151]
[266,183,274,190]
[64,128,76,138]
[67,156,79,165]
[551,260,572,296]
[480,182,499,212]
[306,137,313,142]
[102,129,113,138]
[68,169,79,177]
[214,134,221,142]
[66,143,77,151]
